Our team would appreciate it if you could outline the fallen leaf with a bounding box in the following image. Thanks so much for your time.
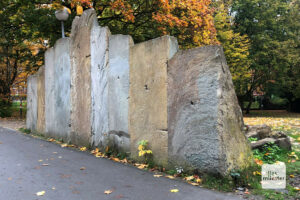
[294,187,300,191]
[91,148,99,154]
[8,177,12,181]
[184,176,194,181]
[290,175,295,178]
[95,153,103,158]
[166,175,175,179]
[58,156,62,159]
[80,167,86,170]
[136,164,148,169]
[196,178,202,183]
[154,174,163,178]
[111,157,120,162]
[189,182,199,186]
[53,152,58,154]
[52,187,56,190]
[79,147,87,151]
[170,189,179,193]
[36,191,45,196]
[42,164,49,166]
[104,190,113,195]
[61,143,67,148]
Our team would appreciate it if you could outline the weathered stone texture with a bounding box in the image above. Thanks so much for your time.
[90,24,111,147]
[108,35,133,152]
[70,10,96,146]
[129,36,178,165]
[45,38,71,141]
[167,46,251,175]
[36,66,45,133]
[26,74,38,131]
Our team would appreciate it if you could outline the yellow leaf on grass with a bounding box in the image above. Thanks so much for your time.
[36,191,45,196]
[290,175,295,178]
[104,190,112,194]
[170,189,179,193]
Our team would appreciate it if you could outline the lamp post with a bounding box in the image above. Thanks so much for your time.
[55,7,69,38]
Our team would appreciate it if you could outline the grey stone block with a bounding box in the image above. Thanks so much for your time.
[168,46,252,175]
[26,74,38,131]
[108,34,134,152]
[45,38,71,141]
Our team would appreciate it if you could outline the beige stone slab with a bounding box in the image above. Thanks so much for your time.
[36,66,45,133]
[129,36,178,166]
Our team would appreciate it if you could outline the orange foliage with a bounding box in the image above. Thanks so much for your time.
[70,0,92,8]
[152,0,218,47]
[70,0,217,47]
[110,0,135,22]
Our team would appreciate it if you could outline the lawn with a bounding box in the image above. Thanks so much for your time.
[243,110,300,199]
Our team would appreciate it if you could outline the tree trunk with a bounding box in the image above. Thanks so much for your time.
[246,97,253,114]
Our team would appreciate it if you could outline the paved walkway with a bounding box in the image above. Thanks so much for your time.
[0,127,243,200]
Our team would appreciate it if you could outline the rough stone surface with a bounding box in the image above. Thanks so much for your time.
[26,74,38,131]
[275,137,292,150]
[129,36,178,165]
[90,22,110,148]
[70,9,96,146]
[246,125,272,139]
[108,35,133,152]
[36,66,45,133]
[250,138,276,149]
[45,38,71,141]
[167,46,252,175]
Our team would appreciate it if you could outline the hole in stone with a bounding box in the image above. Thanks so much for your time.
[144,85,149,90]
[191,101,194,105]
[117,76,120,79]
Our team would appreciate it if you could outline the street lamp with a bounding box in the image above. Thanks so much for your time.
[55,7,69,38]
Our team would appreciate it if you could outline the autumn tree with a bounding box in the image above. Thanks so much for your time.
[0,0,66,101]
[55,0,218,48]
[232,0,300,112]
[214,3,251,109]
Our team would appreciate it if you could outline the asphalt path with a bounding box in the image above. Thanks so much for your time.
[0,127,243,200]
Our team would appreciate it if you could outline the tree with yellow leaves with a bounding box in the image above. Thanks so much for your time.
[214,3,252,109]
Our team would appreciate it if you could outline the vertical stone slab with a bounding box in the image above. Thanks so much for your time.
[70,10,95,146]
[90,25,110,147]
[168,46,251,175]
[108,35,133,152]
[45,48,55,136]
[26,74,38,131]
[129,36,178,165]
[45,38,71,141]
[36,66,45,133]
[70,9,111,147]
